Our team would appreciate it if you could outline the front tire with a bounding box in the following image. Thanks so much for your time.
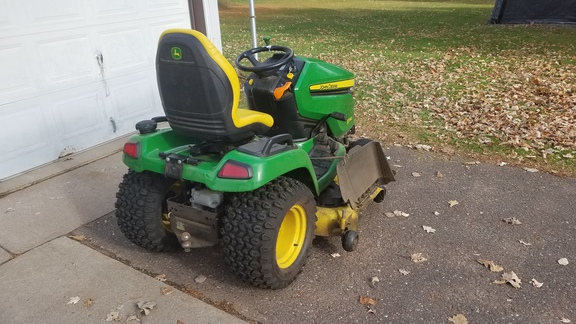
[220,177,316,289]
[115,170,181,252]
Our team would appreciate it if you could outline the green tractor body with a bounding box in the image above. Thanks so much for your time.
[115,29,395,289]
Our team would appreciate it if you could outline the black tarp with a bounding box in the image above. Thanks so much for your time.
[490,0,576,24]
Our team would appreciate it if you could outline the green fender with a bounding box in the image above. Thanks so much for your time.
[122,128,320,194]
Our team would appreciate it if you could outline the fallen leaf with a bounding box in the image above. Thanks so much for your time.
[502,271,522,288]
[399,269,410,275]
[523,167,539,173]
[67,296,80,305]
[435,171,444,178]
[560,318,571,323]
[448,314,469,324]
[448,200,459,207]
[177,321,184,324]
[530,278,543,288]
[411,253,428,263]
[359,296,377,305]
[477,259,504,272]
[393,210,410,217]
[83,298,93,308]
[415,144,432,151]
[69,235,85,242]
[493,279,506,285]
[161,287,174,295]
[502,217,522,225]
[384,212,396,218]
[330,253,341,258]
[518,240,532,246]
[412,172,421,177]
[106,310,121,322]
[440,147,455,154]
[154,274,167,282]
[422,225,436,233]
[126,315,140,322]
[137,301,156,316]
[558,258,569,266]
[195,275,207,284]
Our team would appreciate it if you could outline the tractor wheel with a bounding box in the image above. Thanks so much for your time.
[220,177,316,289]
[115,170,181,252]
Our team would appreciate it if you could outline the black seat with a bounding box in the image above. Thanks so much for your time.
[156,29,274,143]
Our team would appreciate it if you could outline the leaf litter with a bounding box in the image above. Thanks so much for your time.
[137,301,156,316]
[411,253,428,263]
[398,269,410,275]
[518,239,532,246]
[422,225,436,233]
[154,274,167,282]
[477,259,504,272]
[359,296,377,306]
[67,296,80,305]
[530,278,544,288]
[502,217,522,225]
[558,258,569,266]
[494,271,522,289]
[448,314,468,324]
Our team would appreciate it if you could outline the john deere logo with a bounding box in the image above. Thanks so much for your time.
[171,47,182,60]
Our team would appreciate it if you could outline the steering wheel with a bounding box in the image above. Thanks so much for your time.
[234,45,294,76]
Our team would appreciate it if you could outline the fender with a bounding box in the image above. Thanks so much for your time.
[122,128,319,194]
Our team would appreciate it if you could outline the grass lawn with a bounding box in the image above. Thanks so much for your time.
[218,0,576,175]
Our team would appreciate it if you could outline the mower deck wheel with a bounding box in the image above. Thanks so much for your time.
[342,230,359,252]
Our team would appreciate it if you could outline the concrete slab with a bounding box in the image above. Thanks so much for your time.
[0,134,130,196]
[0,153,126,254]
[0,237,245,324]
[0,247,10,265]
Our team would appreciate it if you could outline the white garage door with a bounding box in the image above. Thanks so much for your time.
[0,0,193,180]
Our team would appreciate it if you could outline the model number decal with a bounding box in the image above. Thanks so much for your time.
[309,79,355,92]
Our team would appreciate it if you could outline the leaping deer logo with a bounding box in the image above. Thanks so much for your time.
[171,47,182,60]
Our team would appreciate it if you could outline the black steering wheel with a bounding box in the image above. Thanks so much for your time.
[234,45,294,76]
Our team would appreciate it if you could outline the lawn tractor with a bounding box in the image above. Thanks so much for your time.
[115,29,395,289]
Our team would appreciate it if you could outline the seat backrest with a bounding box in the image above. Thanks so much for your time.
[156,29,271,143]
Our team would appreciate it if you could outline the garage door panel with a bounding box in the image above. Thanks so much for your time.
[0,107,50,161]
[94,0,139,18]
[0,44,33,97]
[37,35,96,85]
[0,0,18,31]
[149,18,190,45]
[52,92,108,139]
[110,78,156,119]
[147,0,187,12]
[99,28,148,75]
[25,0,85,25]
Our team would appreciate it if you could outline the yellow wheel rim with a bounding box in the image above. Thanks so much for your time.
[276,204,307,269]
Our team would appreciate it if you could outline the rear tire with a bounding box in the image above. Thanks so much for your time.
[220,177,316,289]
[115,170,180,252]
